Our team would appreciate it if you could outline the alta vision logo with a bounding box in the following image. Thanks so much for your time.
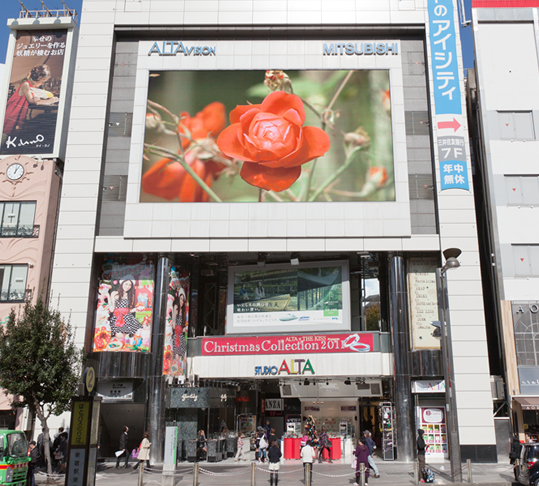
[148,41,216,56]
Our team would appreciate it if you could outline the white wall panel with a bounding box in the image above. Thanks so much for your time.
[476,22,539,111]
[503,278,539,301]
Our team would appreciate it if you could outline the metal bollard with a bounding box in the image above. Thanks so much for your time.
[413,459,419,485]
[193,462,199,486]
[467,459,473,483]
[305,463,311,486]
[251,461,256,486]
[138,463,144,486]
[359,463,366,486]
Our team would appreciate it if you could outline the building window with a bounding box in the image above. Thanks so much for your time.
[0,202,37,237]
[505,176,539,206]
[512,245,539,276]
[498,111,535,140]
[0,265,28,302]
[512,302,539,367]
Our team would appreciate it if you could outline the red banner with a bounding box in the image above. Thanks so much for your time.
[202,333,374,356]
[473,0,539,6]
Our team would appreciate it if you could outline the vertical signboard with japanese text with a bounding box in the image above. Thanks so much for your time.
[408,257,441,350]
[428,0,470,191]
[66,397,100,486]
[0,30,68,156]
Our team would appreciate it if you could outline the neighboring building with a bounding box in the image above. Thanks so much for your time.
[468,0,539,441]
[48,0,498,463]
[0,11,78,432]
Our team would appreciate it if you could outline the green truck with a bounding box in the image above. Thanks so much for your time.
[0,432,30,486]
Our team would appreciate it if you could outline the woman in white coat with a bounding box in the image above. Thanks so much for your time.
[133,432,151,470]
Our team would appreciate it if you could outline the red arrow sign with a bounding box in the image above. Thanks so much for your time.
[438,118,461,132]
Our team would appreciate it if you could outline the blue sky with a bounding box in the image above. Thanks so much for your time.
[0,0,83,64]
[0,0,474,67]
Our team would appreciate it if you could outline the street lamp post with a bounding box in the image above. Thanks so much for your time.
[436,248,462,483]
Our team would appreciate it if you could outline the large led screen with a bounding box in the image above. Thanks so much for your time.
[1,30,67,156]
[226,261,350,334]
[141,70,394,203]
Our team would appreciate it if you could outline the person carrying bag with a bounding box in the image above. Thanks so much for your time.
[133,432,151,470]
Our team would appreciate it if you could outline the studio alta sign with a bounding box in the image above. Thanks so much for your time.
[255,358,315,376]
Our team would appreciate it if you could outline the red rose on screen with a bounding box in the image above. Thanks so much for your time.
[142,152,217,202]
[217,91,331,192]
[178,101,226,148]
[367,166,388,187]
[143,102,227,202]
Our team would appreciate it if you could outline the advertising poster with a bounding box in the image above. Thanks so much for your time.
[163,266,190,377]
[141,70,394,203]
[93,259,154,353]
[419,407,447,456]
[227,262,349,333]
[1,30,67,155]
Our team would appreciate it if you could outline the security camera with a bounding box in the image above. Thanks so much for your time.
[430,320,441,338]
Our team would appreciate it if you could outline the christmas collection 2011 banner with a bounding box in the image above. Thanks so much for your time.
[142,69,394,203]
[1,30,67,156]
[93,259,154,353]
[202,333,374,356]
[163,266,190,377]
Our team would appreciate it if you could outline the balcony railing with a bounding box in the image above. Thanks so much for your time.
[0,289,32,304]
[0,225,40,238]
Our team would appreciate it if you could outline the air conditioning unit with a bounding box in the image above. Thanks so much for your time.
[490,375,505,401]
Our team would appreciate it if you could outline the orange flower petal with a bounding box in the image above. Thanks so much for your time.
[142,158,187,200]
[230,103,262,124]
[261,91,306,125]
[240,163,301,192]
[199,101,226,137]
[217,124,258,162]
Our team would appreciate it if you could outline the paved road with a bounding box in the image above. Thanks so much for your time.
[35,457,520,486]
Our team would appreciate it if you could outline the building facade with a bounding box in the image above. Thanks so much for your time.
[43,0,497,463]
[0,12,78,432]
[469,0,539,442]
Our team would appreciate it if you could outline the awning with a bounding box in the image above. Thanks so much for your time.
[513,395,539,410]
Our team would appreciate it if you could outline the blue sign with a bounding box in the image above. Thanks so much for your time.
[438,136,469,191]
[428,0,462,116]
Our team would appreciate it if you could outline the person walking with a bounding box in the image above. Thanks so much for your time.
[36,432,44,468]
[510,434,522,464]
[234,432,247,461]
[364,430,380,478]
[51,430,63,471]
[259,429,268,463]
[196,430,207,462]
[116,426,130,468]
[301,440,315,484]
[417,428,428,482]
[27,441,38,486]
[353,436,370,486]
[133,432,151,470]
[264,419,271,439]
[268,441,282,486]
[56,433,68,474]
[268,427,277,447]
[318,426,332,463]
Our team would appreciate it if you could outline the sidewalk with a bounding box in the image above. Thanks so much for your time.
[33,457,518,486]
